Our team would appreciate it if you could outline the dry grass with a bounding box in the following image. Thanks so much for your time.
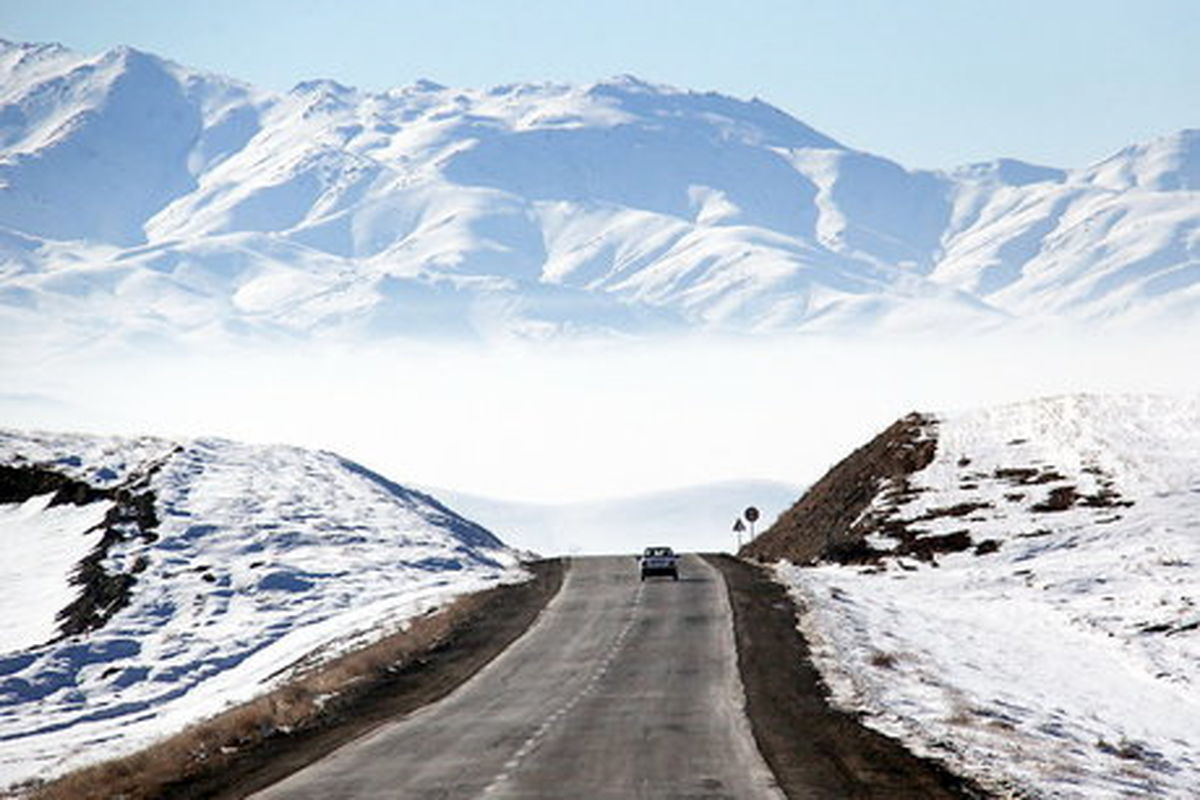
[25,593,484,800]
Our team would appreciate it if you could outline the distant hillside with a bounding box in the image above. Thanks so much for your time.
[1,39,1198,352]
[435,479,802,556]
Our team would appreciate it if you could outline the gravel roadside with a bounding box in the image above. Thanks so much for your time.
[704,553,986,799]
[171,559,564,799]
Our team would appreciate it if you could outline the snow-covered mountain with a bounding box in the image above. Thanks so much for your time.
[765,396,1200,797]
[0,428,523,788]
[0,39,1196,349]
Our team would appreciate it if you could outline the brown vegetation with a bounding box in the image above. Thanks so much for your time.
[29,600,472,800]
[25,560,563,800]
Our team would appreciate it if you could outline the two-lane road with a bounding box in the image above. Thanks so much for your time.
[253,555,783,799]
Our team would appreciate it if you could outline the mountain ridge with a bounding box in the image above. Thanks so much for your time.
[1,39,1197,348]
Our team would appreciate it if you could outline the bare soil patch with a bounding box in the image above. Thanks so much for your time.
[705,554,986,799]
[741,413,938,565]
[744,411,1135,569]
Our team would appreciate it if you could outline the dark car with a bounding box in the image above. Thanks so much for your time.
[639,546,679,580]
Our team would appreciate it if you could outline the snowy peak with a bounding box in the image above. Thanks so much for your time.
[0,39,78,86]
[1082,129,1200,192]
[0,41,266,245]
[290,77,357,97]
[952,157,1066,187]
[582,74,844,150]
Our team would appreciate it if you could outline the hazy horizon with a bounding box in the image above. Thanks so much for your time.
[4,329,1197,505]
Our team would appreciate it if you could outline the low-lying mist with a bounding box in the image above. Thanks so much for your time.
[3,330,1196,506]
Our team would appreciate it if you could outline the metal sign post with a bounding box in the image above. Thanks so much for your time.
[733,517,746,550]
[744,506,760,540]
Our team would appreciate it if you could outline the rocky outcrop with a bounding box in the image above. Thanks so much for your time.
[0,459,168,638]
[740,413,937,564]
[55,468,164,638]
[0,465,109,507]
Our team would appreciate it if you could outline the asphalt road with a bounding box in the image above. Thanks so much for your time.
[251,555,784,799]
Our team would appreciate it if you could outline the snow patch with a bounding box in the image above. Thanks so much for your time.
[0,429,523,789]
[776,395,1200,797]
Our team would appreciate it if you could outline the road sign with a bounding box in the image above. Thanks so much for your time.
[744,507,759,523]
[733,518,746,532]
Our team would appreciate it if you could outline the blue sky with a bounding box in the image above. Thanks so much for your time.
[1,0,1196,170]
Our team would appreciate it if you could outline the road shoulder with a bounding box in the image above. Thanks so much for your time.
[173,559,565,799]
[703,554,985,799]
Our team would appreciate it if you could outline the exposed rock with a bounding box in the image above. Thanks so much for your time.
[974,539,1003,556]
[1031,485,1081,513]
[0,464,110,507]
[1,457,173,639]
[898,530,974,561]
[55,457,169,638]
[741,413,937,564]
[994,467,1066,485]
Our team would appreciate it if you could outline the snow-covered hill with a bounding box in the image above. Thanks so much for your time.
[0,428,523,789]
[0,39,1196,350]
[772,396,1200,797]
